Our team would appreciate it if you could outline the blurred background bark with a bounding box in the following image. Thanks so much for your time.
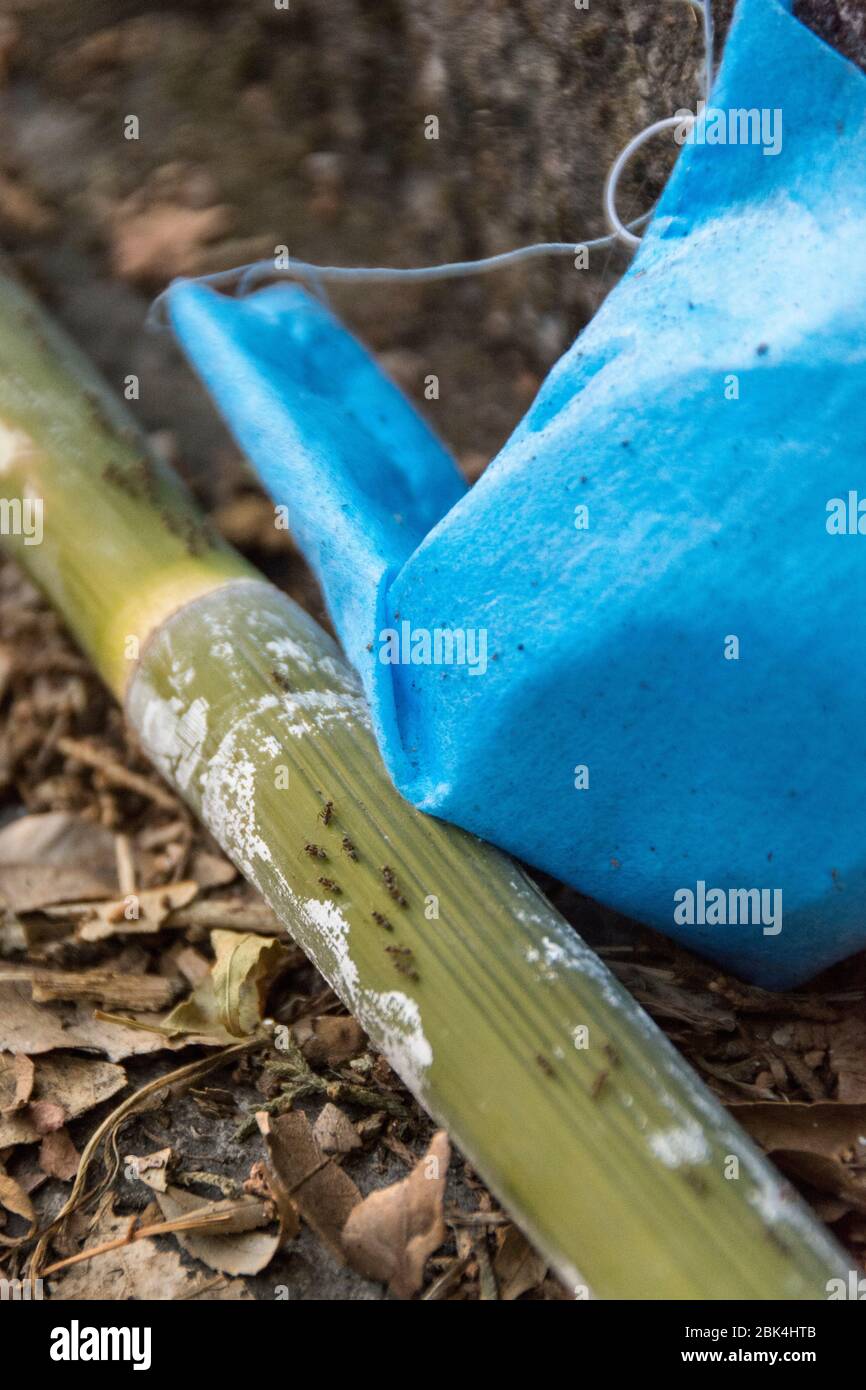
[0,1,858,493]
[1,0,861,489]
[0,0,736,493]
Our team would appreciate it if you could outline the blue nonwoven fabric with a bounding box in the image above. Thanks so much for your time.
[166,0,866,989]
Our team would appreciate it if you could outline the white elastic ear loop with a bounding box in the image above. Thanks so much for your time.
[605,0,710,248]
[674,0,714,100]
[699,0,715,104]
[147,223,653,326]
[603,113,693,249]
[147,0,714,326]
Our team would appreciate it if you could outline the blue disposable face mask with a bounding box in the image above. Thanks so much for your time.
[163,0,866,989]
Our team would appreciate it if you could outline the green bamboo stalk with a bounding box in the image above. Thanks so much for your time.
[0,263,849,1298]
[0,268,254,694]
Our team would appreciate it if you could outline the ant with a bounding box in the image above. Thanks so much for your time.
[381,865,408,907]
[385,945,419,983]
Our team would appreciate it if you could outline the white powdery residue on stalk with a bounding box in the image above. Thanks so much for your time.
[138,691,209,793]
[264,635,315,677]
[200,608,233,645]
[167,653,197,690]
[317,652,364,694]
[648,1118,711,1169]
[736,1142,843,1263]
[263,625,362,696]
[744,1164,848,1282]
[276,688,372,740]
[747,1177,800,1229]
[742,1169,844,1278]
[301,896,360,1000]
[529,930,626,1011]
[541,936,568,966]
[540,935,575,981]
[662,1059,826,1243]
[300,898,433,1100]
[202,721,272,878]
[524,934,573,983]
[364,990,433,1098]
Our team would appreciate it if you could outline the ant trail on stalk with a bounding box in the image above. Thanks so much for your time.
[146,1,714,328]
[381,864,408,907]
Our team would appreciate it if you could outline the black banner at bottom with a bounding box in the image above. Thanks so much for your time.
[1,1293,862,1374]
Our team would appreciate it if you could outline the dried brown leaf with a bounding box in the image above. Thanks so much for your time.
[172,946,212,988]
[161,930,290,1040]
[50,1198,252,1300]
[731,1101,866,1213]
[0,1052,126,1147]
[1,1053,34,1113]
[0,811,117,911]
[152,1185,280,1276]
[79,880,198,941]
[730,1100,866,1157]
[312,1102,362,1156]
[293,1015,366,1067]
[830,1016,866,1103]
[342,1130,450,1297]
[123,1148,172,1192]
[39,1128,80,1181]
[492,1225,547,1300]
[189,850,236,890]
[259,1110,359,1259]
[0,1161,35,1226]
[111,201,233,284]
[29,1099,65,1134]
